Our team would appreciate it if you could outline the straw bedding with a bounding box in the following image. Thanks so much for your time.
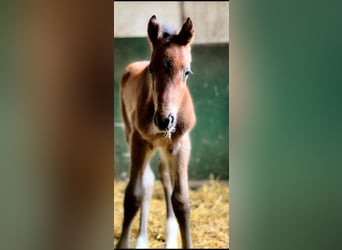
[114,177,229,248]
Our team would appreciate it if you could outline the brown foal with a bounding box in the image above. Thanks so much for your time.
[116,15,196,249]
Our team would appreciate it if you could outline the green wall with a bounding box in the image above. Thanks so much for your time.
[114,38,229,180]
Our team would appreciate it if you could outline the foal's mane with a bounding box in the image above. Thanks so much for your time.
[159,24,187,46]
[161,24,177,39]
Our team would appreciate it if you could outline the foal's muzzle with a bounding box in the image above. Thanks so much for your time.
[154,112,176,131]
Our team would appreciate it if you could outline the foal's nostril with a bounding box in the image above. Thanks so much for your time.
[168,114,175,127]
[154,113,160,128]
[154,112,176,130]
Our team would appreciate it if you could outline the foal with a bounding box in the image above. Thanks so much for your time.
[116,15,196,249]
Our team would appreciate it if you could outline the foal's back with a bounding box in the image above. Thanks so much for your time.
[119,60,150,142]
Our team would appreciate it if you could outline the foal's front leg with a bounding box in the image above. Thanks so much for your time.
[170,133,193,248]
[159,159,179,248]
[116,133,154,249]
[135,163,155,248]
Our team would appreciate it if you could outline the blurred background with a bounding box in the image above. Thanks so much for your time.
[0,1,113,250]
[114,1,229,181]
[2,0,342,249]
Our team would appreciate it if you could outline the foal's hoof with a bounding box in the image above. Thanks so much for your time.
[166,241,178,248]
[135,236,148,248]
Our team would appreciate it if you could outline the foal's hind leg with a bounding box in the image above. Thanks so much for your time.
[116,133,154,249]
[135,163,155,248]
[158,158,179,248]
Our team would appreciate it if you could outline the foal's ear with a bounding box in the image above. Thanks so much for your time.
[148,15,161,46]
[175,17,194,45]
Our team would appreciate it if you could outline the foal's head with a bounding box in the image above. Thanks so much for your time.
[147,15,194,136]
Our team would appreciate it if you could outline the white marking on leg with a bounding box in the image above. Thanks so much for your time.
[135,235,148,248]
[165,217,179,248]
[159,151,179,248]
[135,163,155,249]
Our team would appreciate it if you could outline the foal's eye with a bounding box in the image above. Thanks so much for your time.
[183,68,192,79]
